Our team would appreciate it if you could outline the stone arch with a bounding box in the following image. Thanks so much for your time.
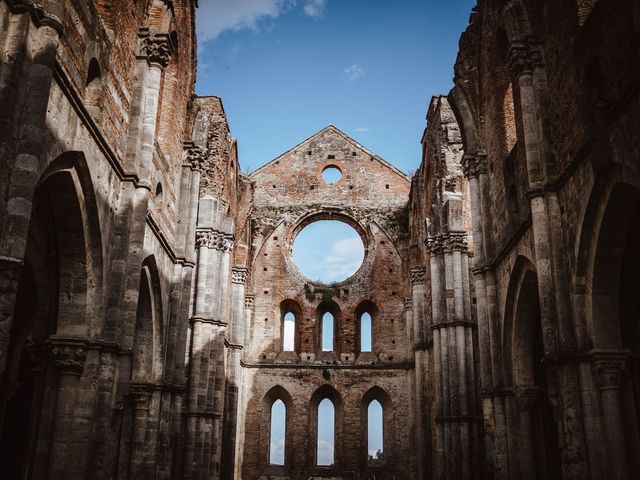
[279,299,302,353]
[573,164,640,470]
[360,386,393,470]
[309,384,344,469]
[355,300,379,354]
[574,164,640,349]
[502,0,534,42]
[0,152,103,476]
[315,300,342,355]
[261,385,294,470]
[502,255,562,479]
[449,83,480,155]
[131,255,165,382]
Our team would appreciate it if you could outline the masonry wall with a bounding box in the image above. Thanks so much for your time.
[239,126,414,479]
[447,1,640,479]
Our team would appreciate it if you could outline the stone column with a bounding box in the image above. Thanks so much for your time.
[509,41,588,479]
[220,266,248,479]
[410,267,428,478]
[594,352,629,480]
[233,294,254,478]
[47,341,88,480]
[128,384,154,479]
[0,11,63,377]
[210,236,234,477]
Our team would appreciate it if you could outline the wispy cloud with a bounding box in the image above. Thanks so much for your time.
[344,64,366,81]
[321,236,365,282]
[354,127,370,133]
[196,0,295,43]
[303,0,328,17]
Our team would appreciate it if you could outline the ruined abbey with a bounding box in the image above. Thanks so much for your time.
[0,0,639,479]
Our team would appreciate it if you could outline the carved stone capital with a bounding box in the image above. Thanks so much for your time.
[50,341,86,376]
[444,234,468,253]
[426,237,444,255]
[508,42,544,78]
[195,231,223,250]
[232,267,248,285]
[139,35,172,68]
[461,153,488,178]
[129,384,154,410]
[244,295,255,310]
[222,235,234,253]
[184,145,207,171]
[410,267,426,286]
[593,351,628,390]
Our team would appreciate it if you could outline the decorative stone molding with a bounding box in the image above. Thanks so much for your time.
[195,231,232,251]
[232,267,249,284]
[461,153,488,179]
[508,42,544,78]
[129,384,154,411]
[50,342,87,376]
[444,234,468,253]
[244,295,255,310]
[514,385,545,412]
[593,351,628,390]
[410,267,426,285]
[139,34,172,69]
[222,235,235,253]
[426,237,444,255]
[184,144,207,171]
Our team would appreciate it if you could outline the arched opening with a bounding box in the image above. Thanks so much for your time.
[85,58,102,106]
[361,386,393,471]
[154,182,163,216]
[269,399,286,465]
[262,386,293,470]
[310,385,342,470]
[132,257,164,382]
[590,182,640,467]
[283,312,295,352]
[356,300,379,354]
[316,300,341,354]
[360,312,372,352]
[367,400,384,465]
[321,312,334,352]
[317,398,335,466]
[0,158,100,477]
[280,300,301,353]
[508,264,562,480]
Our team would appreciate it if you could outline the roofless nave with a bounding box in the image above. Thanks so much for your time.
[0,1,639,479]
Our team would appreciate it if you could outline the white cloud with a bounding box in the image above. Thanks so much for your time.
[303,0,328,17]
[354,127,370,133]
[344,64,366,81]
[321,236,365,282]
[196,0,295,43]
[317,439,335,465]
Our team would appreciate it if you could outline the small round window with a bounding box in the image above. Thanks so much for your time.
[322,165,342,185]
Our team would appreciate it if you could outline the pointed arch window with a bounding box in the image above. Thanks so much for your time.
[360,312,372,352]
[367,400,384,465]
[321,312,334,351]
[269,399,286,465]
[283,312,295,352]
[317,398,335,466]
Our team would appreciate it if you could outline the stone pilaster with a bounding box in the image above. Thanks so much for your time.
[593,351,629,480]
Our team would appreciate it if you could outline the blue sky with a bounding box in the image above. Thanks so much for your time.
[195,0,476,174]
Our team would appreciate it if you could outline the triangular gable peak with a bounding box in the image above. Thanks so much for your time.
[250,125,410,182]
